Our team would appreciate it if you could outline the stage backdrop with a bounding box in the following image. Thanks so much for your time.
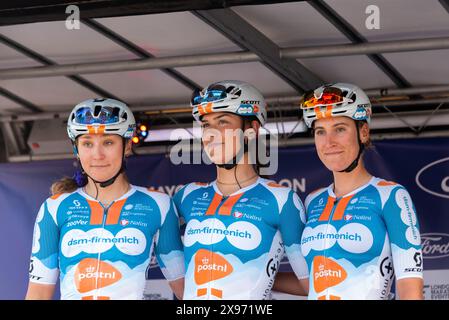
[0,137,448,300]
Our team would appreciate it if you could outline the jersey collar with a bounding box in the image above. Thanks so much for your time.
[211,177,264,197]
[77,184,137,203]
[327,176,376,199]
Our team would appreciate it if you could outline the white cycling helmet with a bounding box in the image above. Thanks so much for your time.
[67,98,136,141]
[191,80,267,125]
[300,83,372,128]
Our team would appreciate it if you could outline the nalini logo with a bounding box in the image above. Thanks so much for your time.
[233,211,243,218]
[344,214,353,221]
[120,219,129,226]
[416,157,449,199]
[421,233,449,259]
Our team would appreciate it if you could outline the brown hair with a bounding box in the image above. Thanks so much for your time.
[50,177,79,196]
[50,173,130,196]
[357,120,373,149]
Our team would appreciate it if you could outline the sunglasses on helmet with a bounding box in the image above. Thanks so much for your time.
[300,86,353,109]
[74,106,121,125]
[190,84,229,106]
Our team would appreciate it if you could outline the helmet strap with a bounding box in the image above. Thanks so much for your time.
[216,121,248,170]
[339,121,364,173]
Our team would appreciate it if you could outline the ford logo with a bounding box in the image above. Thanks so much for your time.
[421,233,449,259]
[415,157,449,199]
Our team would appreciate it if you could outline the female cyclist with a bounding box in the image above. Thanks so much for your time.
[297,83,423,300]
[173,80,309,300]
[26,98,184,300]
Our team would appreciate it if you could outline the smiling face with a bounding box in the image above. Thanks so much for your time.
[313,117,369,172]
[200,112,248,165]
[77,134,131,182]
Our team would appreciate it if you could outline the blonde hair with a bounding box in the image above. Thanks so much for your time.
[51,177,78,196]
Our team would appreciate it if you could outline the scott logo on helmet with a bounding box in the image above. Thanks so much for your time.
[241,100,260,105]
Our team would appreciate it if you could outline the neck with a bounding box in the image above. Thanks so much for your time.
[332,161,372,198]
[216,155,259,196]
[84,174,130,206]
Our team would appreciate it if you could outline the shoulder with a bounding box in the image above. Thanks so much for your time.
[133,185,172,203]
[370,177,412,208]
[259,179,302,212]
[305,187,327,209]
[259,179,292,196]
[174,181,211,202]
[40,190,79,222]
[371,177,408,197]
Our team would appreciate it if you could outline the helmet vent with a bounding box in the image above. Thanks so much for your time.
[94,105,102,116]
[226,86,235,93]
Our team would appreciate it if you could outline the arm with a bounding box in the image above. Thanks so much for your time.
[273,272,308,296]
[25,282,56,300]
[397,278,424,300]
[26,201,60,299]
[168,277,185,300]
[383,186,423,299]
[276,191,309,296]
[155,197,185,299]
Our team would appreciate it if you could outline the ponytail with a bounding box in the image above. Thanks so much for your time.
[50,177,79,195]
[50,169,87,196]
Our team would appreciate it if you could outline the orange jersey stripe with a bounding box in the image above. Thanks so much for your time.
[218,193,243,216]
[106,199,127,225]
[318,196,336,221]
[87,200,104,225]
[206,193,223,215]
[332,195,354,221]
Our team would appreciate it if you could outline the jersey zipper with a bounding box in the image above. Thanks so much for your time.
[323,196,340,299]
[94,202,112,300]
[208,194,228,299]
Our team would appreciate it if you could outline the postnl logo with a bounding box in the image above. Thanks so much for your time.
[74,258,122,293]
[194,249,233,285]
[416,157,449,199]
[313,256,347,293]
